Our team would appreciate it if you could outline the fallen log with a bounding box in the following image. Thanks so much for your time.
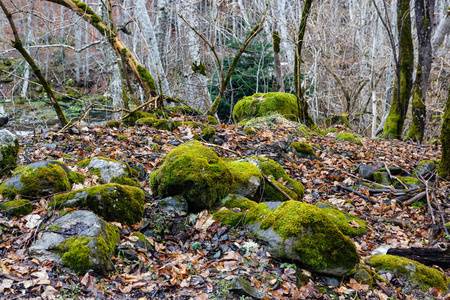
[387,243,450,269]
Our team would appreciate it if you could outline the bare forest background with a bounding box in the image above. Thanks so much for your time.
[0,0,449,141]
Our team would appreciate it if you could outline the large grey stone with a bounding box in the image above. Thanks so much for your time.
[87,157,133,183]
[29,210,119,274]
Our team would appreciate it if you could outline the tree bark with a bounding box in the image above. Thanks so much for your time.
[382,0,413,140]
[294,0,316,128]
[135,0,171,97]
[20,0,34,99]
[0,0,68,127]
[406,0,434,143]
[437,83,450,179]
[431,8,450,53]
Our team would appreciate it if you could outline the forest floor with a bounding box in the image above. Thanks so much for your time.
[0,112,449,300]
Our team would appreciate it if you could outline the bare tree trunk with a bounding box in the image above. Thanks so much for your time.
[431,8,450,53]
[20,0,34,99]
[178,0,211,113]
[135,0,172,97]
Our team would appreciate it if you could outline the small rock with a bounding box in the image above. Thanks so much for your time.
[227,276,266,299]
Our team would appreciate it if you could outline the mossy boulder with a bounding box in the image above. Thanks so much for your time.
[123,111,156,126]
[366,255,450,293]
[0,199,33,217]
[105,120,122,128]
[77,157,138,186]
[0,130,20,177]
[150,141,234,213]
[288,142,317,159]
[244,156,304,201]
[214,200,359,276]
[200,126,216,142]
[315,203,366,237]
[335,132,357,142]
[29,210,120,274]
[50,183,145,225]
[232,92,299,123]
[136,117,178,131]
[0,161,71,199]
[68,171,86,185]
[326,113,350,127]
[414,160,438,177]
[207,116,219,125]
[393,176,423,189]
[225,160,262,199]
[373,171,391,186]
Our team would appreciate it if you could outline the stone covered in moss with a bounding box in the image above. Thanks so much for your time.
[207,116,218,125]
[326,114,350,127]
[315,203,366,237]
[136,117,178,131]
[0,199,33,217]
[214,199,359,276]
[245,156,304,201]
[132,232,152,250]
[29,210,119,274]
[414,160,437,177]
[289,142,317,159]
[105,120,122,128]
[77,157,138,186]
[366,255,449,293]
[200,126,216,142]
[232,92,299,123]
[0,161,71,199]
[150,141,234,212]
[373,171,391,186]
[68,171,86,185]
[335,132,357,142]
[123,111,156,126]
[0,130,20,177]
[51,183,145,225]
[393,176,423,189]
[224,161,262,199]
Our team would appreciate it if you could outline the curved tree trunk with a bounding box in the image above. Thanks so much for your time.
[45,0,159,104]
[382,0,413,139]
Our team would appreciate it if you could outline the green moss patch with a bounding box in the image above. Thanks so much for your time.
[51,183,145,225]
[335,132,357,142]
[0,132,19,177]
[247,156,304,201]
[289,142,316,159]
[123,111,156,126]
[0,199,33,216]
[233,92,299,123]
[150,141,234,213]
[68,171,86,185]
[366,255,449,292]
[315,203,366,237]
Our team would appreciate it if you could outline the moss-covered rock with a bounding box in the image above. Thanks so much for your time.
[68,171,86,185]
[123,111,156,126]
[207,116,218,125]
[214,199,359,276]
[225,160,262,199]
[289,142,317,159]
[105,120,122,128]
[0,161,71,199]
[233,92,299,123]
[0,130,20,177]
[315,203,366,237]
[326,114,350,128]
[29,210,119,274]
[136,117,178,131]
[393,176,423,189]
[0,199,33,216]
[200,126,216,142]
[366,255,449,293]
[373,171,391,186]
[76,157,138,186]
[335,132,357,142]
[50,183,145,225]
[244,156,304,201]
[150,141,234,212]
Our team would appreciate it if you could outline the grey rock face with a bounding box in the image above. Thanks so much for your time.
[87,157,132,183]
[357,164,377,180]
[29,210,119,274]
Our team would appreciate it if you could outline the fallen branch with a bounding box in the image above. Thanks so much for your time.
[261,173,295,201]
[337,184,380,205]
